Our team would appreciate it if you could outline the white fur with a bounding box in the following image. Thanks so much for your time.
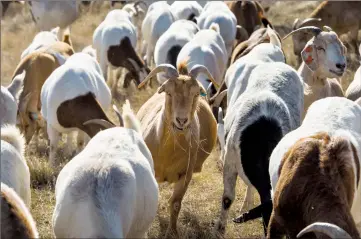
[170,1,203,21]
[141,1,175,68]
[21,28,59,59]
[176,28,228,90]
[197,1,237,57]
[92,9,137,81]
[269,97,361,233]
[41,52,111,164]
[346,64,361,101]
[52,117,158,238]
[1,125,30,207]
[154,20,199,84]
[28,1,79,40]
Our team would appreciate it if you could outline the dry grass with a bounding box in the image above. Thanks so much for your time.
[1,2,360,239]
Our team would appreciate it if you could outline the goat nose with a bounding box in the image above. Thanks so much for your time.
[176,117,188,125]
[336,63,346,70]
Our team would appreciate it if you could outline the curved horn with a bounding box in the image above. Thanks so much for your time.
[298,18,322,28]
[292,18,300,30]
[282,26,322,40]
[127,58,140,72]
[83,119,115,129]
[112,105,124,127]
[138,64,179,89]
[323,25,333,32]
[189,64,219,89]
[297,222,352,239]
[213,90,227,107]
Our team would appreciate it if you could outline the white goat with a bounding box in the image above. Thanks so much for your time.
[0,72,25,126]
[20,27,59,59]
[141,1,175,68]
[215,27,303,235]
[1,125,30,207]
[176,27,228,91]
[346,44,361,101]
[41,52,111,165]
[52,101,158,238]
[170,1,203,21]
[268,97,361,238]
[27,1,79,41]
[154,20,199,84]
[197,1,237,57]
[93,9,148,92]
[1,183,39,239]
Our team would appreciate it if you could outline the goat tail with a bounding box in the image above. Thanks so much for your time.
[122,100,142,134]
[1,125,25,156]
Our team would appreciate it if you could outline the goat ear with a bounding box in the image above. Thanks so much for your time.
[301,42,317,71]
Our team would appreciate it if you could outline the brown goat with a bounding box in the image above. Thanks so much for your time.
[291,1,361,61]
[13,41,74,144]
[268,132,360,239]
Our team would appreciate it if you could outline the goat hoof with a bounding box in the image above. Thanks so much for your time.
[233,214,246,224]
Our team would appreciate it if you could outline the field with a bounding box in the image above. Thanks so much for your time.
[1,1,360,238]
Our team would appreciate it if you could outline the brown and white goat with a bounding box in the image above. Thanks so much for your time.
[268,97,361,238]
[136,62,218,237]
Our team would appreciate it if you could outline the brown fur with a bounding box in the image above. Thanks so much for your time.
[1,184,38,239]
[57,92,114,138]
[12,41,74,143]
[137,75,217,235]
[107,37,150,86]
[268,132,360,238]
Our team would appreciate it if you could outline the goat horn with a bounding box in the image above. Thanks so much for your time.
[292,18,300,30]
[83,119,115,129]
[127,58,140,72]
[298,18,322,28]
[213,90,227,107]
[112,105,124,127]
[282,26,322,40]
[297,222,352,239]
[189,64,219,89]
[138,64,179,89]
[323,25,333,32]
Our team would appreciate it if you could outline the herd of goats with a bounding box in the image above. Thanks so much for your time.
[1,1,361,238]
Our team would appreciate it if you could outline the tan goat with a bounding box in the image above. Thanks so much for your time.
[12,41,74,144]
[291,1,361,63]
[137,62,217,237]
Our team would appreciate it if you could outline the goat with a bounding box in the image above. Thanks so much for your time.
[93,9,149,92]
[170,1,202,22]
[176,27,227,95]
[268,97,361,238]
[284,26,347,118]
[21,27,59,60]
[1,72,24,126]
[14,41,74,145]
[215,51,303,235]
[40,52,111,165]
[291,1,361,64]
[154,19,199,84]
[1,183,38,239]
[141,1,175,68]
[27,1,79,41]
[1,125,30,207]
[346,45,361,101]
[137,62,218,237]
[197,1,237,57]
[52,101,158,238]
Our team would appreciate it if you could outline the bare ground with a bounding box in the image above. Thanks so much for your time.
[1,1,360,238]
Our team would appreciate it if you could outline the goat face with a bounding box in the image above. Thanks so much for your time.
[158,75,205,132]
[301,31,347,78]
